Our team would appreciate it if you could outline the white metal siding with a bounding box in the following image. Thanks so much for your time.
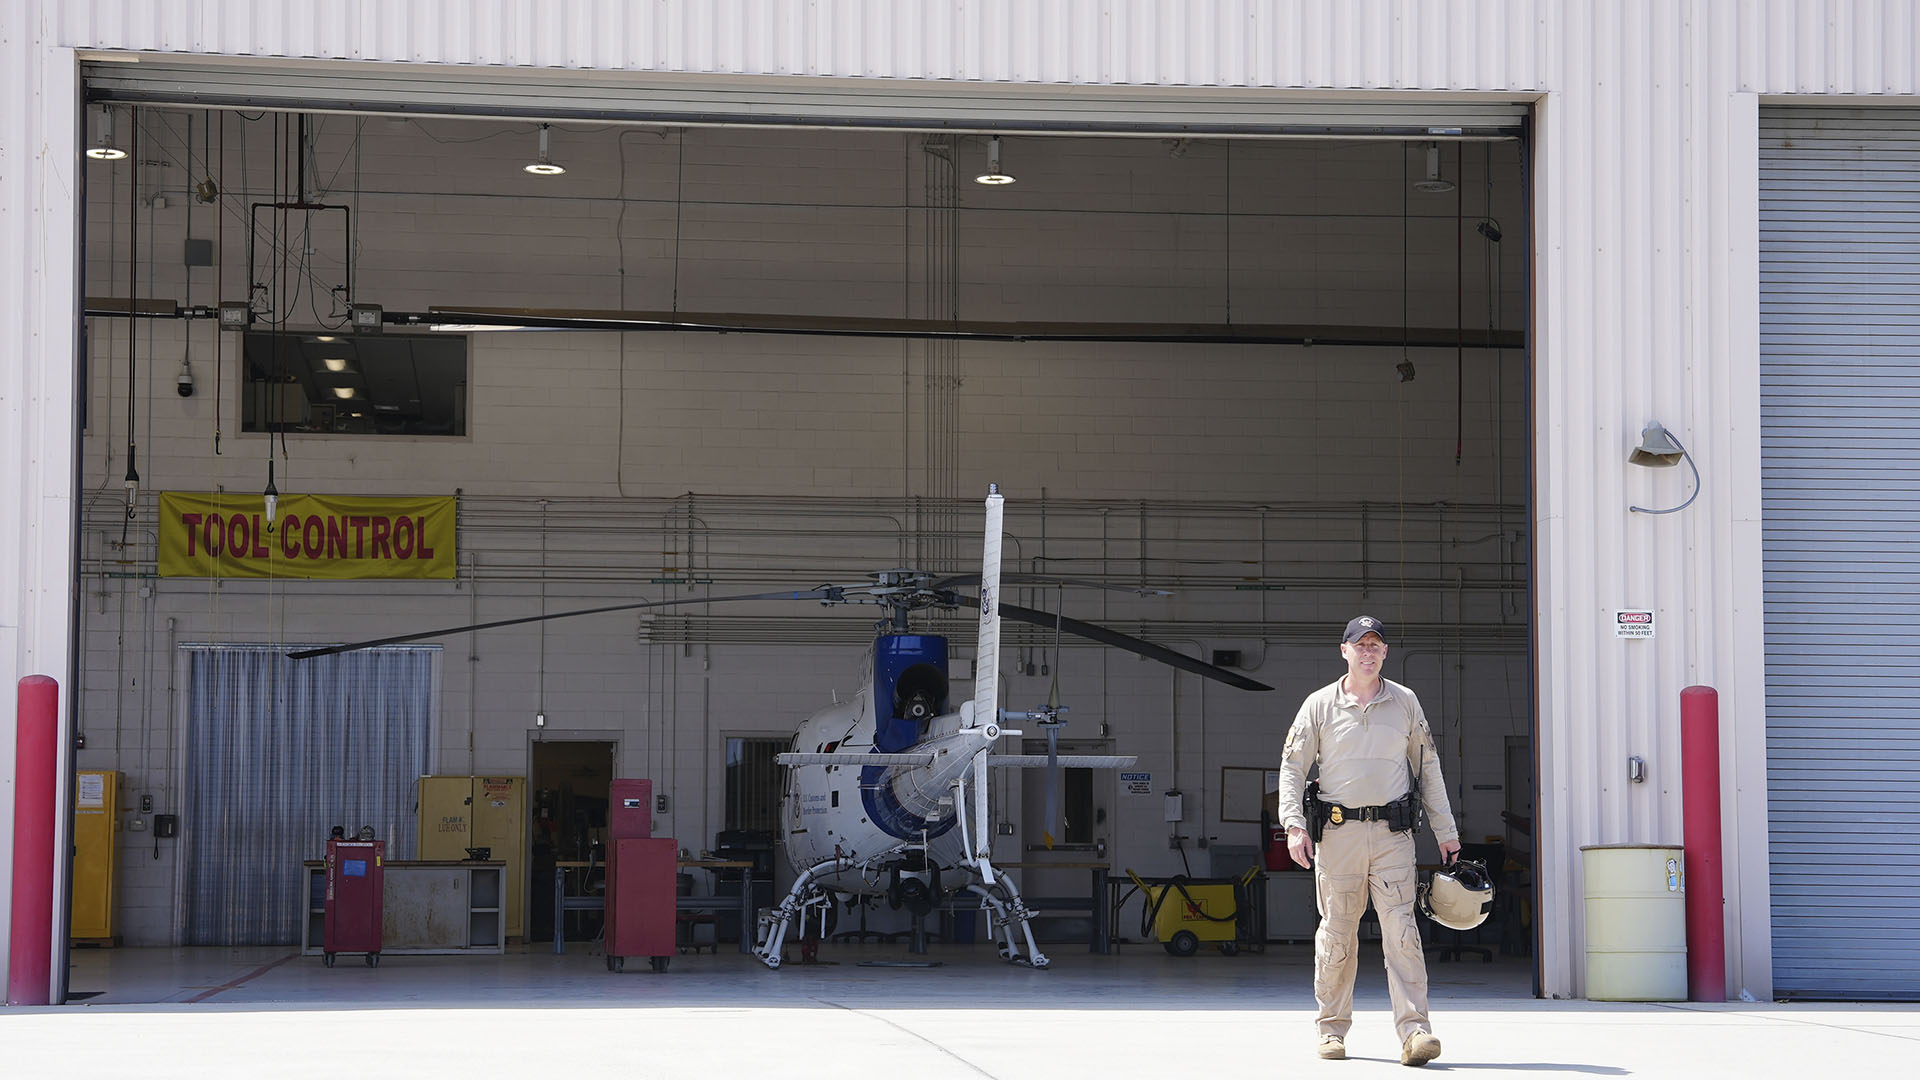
[5,0,1920,1001]
[1760,105,1920,1001]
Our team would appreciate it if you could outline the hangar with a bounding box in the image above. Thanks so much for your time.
[3,1,1917,1006]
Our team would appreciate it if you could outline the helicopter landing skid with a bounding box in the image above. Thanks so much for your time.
[754,849,1051,970]
[755,847,910,969]
[968,873,1050,970]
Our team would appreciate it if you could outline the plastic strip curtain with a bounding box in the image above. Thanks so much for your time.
[181,645,436,945]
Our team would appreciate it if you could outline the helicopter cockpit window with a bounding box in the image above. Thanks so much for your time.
[242,331,468,437]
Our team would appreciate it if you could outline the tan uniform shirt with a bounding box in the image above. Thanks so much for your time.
[1275,676,1458,845]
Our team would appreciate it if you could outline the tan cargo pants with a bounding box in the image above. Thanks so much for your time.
[1312,818,1431,1042]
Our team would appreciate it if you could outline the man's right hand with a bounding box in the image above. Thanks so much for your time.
[1286,825,1315,869]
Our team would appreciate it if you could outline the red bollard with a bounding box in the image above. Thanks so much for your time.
[1681,685,1728,1002]
[8,675,60,1006]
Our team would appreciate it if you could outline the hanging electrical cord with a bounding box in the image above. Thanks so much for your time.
[122,107,141,547]
[1456,145,1465,467]
[1396,145,1411,623]
[213,110,224,454]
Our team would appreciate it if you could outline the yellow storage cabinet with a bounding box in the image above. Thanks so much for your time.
[418,775,526,939]
[71,770,120,942]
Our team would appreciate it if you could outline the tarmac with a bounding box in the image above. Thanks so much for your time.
[3,942,1915,1078]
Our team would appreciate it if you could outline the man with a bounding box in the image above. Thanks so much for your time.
[1275,615,1460,1067]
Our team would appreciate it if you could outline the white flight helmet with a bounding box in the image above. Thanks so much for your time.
[1418,858,1495,931]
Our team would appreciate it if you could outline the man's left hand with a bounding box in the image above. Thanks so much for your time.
[1439,839,1461,864]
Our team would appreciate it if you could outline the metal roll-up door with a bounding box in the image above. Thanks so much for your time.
[1761,106,1920,1001]
[81,56,1526,138]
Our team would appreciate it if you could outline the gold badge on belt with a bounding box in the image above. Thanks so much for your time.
[1328,806,1344,825]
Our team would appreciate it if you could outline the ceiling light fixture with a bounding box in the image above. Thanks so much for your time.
[1413,142,1454,193]
[524,123,566,176]
[86,105,127,161]
[323,357,348,372]
[333,387,357,399]
[1627,422,1701,514]
[974,136,1016,186]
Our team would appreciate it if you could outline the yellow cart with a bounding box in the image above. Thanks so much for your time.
[1126,866,1263,956]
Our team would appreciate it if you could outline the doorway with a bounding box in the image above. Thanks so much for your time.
[528,740,615,944]
[1016,738,1115,944]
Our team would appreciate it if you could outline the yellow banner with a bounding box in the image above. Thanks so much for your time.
[157,492,457,580]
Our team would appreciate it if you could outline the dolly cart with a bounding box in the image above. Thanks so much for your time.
[1124,865,1264,956]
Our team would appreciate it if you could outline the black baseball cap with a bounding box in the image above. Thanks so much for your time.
[1342,615,1388,644]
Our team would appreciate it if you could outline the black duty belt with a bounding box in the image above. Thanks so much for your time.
[1325,803,1392,826]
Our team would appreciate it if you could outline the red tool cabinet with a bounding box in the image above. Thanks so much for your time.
[323,839,384,967]
[604,778,674,972]
[606,837,678,972]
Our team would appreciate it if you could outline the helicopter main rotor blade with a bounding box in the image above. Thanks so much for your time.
[988,754,1139,769]
[930,571,1169,597]
[287,588,842,660]
[947,595,1274,692]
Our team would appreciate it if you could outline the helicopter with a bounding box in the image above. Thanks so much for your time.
[751,485,1273,969]
[290,484,1272,968]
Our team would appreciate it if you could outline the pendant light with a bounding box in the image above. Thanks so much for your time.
[524,124,566,176]
[974,136,1016,185]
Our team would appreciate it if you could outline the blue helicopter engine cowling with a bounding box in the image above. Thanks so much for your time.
[871,635,949,751]
[863,634,958,840]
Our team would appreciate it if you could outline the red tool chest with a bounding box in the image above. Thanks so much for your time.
[323,839,384,967]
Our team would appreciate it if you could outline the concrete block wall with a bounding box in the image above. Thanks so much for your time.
[76,112,1530,944]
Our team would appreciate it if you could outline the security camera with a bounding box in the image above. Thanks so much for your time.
[177,360,194,398]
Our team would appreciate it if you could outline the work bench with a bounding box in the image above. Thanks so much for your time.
[994,861,1111,954]
[552,858,757,955]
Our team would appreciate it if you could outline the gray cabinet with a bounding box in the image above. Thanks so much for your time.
[303,860,506,955]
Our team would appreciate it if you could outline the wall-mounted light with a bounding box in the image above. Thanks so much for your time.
[1413,142,1454,193]
[1628,421,1700,514]
[524,124,566,176]
[974,136,1016,186]
[86,105,127,161]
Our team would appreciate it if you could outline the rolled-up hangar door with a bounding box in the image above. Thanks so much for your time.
[1761,106,1920,1001]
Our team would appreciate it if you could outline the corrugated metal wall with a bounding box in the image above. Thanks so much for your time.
[6,0,1920,1000]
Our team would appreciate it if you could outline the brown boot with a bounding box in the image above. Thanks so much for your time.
[1317,1035,1346,1060]
[1401,1031,1441,1067]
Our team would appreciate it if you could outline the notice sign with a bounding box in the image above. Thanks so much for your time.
[1615,609,1655,639]
[158,491,456,580]
[1121,772,1153,796]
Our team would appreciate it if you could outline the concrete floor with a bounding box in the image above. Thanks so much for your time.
[6,943,1917,1078]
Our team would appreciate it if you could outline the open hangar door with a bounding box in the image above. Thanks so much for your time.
[70,65,1533,981]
